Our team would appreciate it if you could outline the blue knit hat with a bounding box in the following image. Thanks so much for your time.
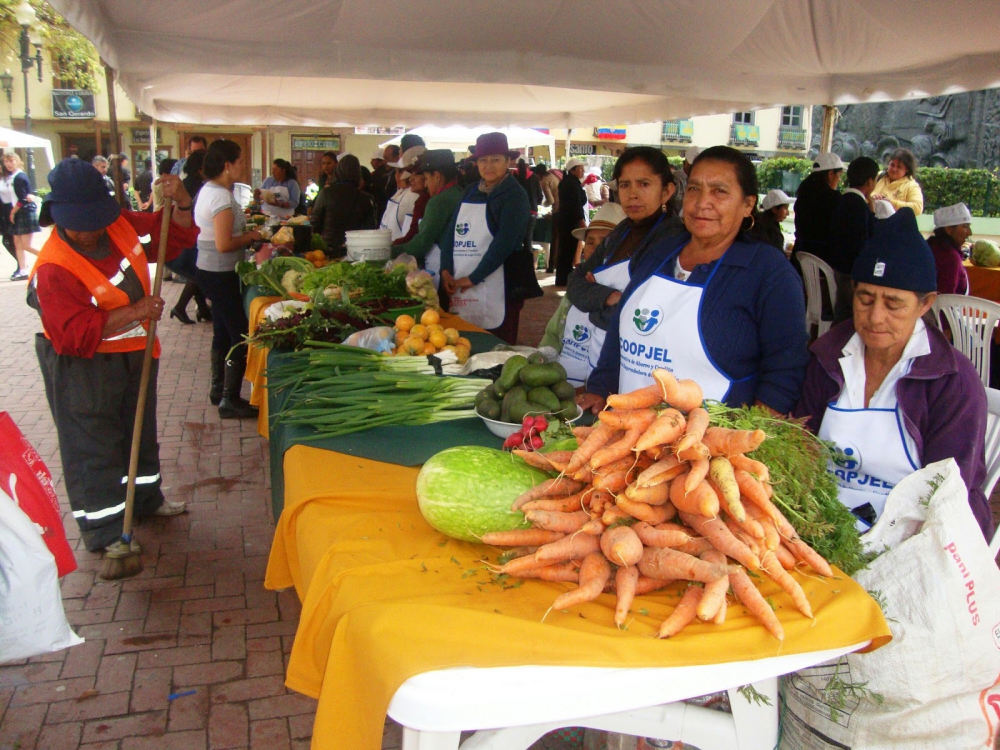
[851,207,937,293]
[45,158,121,232]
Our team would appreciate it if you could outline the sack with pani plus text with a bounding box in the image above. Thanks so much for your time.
[779,459,1000,749]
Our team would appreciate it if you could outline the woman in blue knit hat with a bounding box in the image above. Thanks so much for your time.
[793,208,991,539]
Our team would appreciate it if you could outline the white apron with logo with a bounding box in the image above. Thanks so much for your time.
[379,191,412,242]
[261,185,295,220]
[617,250,732,398]
[424,244,442,290]
[818,403,919,531]
[557,304,594,387]
[448,202,505,330]
[586,258,632,372]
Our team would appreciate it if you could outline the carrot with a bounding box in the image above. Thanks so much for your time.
[516,561,581,583]
[677,441,710,462]
[675,406,710,454]
[614,565,640,627]
[566,422,619,475]
[521,492,588,513]
[761,552,813,618]
[500,553,555,576]
[511,478,587,511]
[624,481,671,506]
[679,510,761,571]
[715,486,765,541]
[634,408,687,452]
[525,509,591,533]
[593,469,628,494]
[684,457,711,494]
[598,408,658,431]
[591,427,646,470]
[635,455,685,488]
[743,502,778,551]
[697,550,730,621]
[669,475,719,518]
[724,517,762,556]
[713,596,727,624]
[729,453,770,483]
[729,566,784,640]
[551,552,612,610]
[657,584,703,638]
[785,537,834,577]
[734,469,784,525]
[708,457,743,521]
[703,426,767,457]
[674,537,714,556]
[638,547,728,583]
[482,529,566,547]
[774,543,797,570]
[607,383,664,410]
[635,576,673,595]
[595,454,638,475]
[601,504,633,526]
[581,519,606,536]
[571,467,594,484]
[572,426,594,440]
[633,520,693,548]
[599,525,644,567]
[586,489,614,515]
[651,369,704,413]
[535,532,602,563]
[615,495,673,525]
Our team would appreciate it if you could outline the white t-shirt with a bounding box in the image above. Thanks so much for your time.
[195,181,245,272]
[674,257,692,282]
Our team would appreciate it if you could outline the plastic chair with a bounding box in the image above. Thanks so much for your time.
[797,252,838,337]
[931,294,1000,388]
[985,388,1000,556]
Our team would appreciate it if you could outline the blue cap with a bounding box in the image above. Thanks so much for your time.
[851,207,937,293]
[46,158,121,232]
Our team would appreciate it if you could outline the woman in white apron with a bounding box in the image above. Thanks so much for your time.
[380,146,423,242]
[254,159,301,222]
[793,208,991,538]
[563,148,682,388]
[581,146,809,416]
[440,132,531,343]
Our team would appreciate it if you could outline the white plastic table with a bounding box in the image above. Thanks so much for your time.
[388,641,869,750]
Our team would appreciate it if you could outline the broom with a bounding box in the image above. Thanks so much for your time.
[100,196,173,580]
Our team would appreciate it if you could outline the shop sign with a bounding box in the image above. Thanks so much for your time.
[353,126,405,135]
[52,89,95,119]
[291,135,340,151]
[131,128,162,144]
[568,144,597,156]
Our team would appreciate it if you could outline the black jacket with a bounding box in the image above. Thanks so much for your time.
[514,172,543,213]
[827,190,876,275]
[557,172,587,227]
[310,182,378,254]
[793,173,841,264]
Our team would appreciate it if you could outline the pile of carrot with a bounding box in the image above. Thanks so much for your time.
[482,369,834,640]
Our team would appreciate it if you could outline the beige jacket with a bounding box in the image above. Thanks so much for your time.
[872,174,924,215]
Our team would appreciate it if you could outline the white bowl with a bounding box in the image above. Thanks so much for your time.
[479,406,584,439]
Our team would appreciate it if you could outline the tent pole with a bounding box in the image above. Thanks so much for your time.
[149,118,156,175]
[103,59,125,207]
[565,132,572,166]
[819,105,837,153]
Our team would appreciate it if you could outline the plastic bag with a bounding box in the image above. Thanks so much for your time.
[385,254,418,273]
[0,487,83,661]
[0,413,75,577]
[779,459,1000,750]
[343,326,396,354]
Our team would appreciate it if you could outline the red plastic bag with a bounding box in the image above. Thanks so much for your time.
[0,413,76,577]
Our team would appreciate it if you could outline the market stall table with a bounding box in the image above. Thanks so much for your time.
[965,260,1000,303]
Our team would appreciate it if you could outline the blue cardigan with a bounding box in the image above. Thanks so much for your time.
[439,175,529,285]
[588,231,809,413]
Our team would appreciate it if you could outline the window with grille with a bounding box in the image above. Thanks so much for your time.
[781,106,803,128]
[732,111,755,124]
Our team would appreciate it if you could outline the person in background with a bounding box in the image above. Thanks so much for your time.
[582,146,808,415]
[370,149,385,173]
[93,155,114,194]
[513,158,543,266]
[171,135,208,177]
[304,178,320,205]
[827,156,880,323]
[536,163,558,210]
[752,188,794,253]
[167,148,211,325]
[793,152,844,268]
[151,158,178,212]
[927,203,972,295]
[254,159,301,222]
[135,159,154,211]
[4,152,38,281]
[194,139,262,419]
[393,162,431,246]
[315,151,338,190]
[371,144,400,219]
[682,145,702,177]
[793,208,989,538]
[440,131,532,343]
[310,154,377,256]
[380,146,424,241]
[0,159,15,277]
[392,150,463,288]
[555,157,588,286]
[29,159,196,553]
[583,169,605,207]
[118,154,132,193]
[871,148,924,215]
[565,147,682,387]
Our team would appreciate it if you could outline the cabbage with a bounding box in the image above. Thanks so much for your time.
[972,239,1000,268]
[416,446,550,542]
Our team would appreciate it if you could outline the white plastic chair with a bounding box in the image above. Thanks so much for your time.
[797,252,838,337]
[984,387,1000,556]
[931,294,1000,388]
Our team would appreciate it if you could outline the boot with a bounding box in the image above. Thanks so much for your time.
[218,348,258,419]
[209,349,225,406]
[194,287,212,322]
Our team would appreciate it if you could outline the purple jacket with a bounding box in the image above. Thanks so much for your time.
[792,319,992,539]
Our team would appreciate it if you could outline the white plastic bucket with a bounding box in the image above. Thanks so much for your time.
[345,229,392,261]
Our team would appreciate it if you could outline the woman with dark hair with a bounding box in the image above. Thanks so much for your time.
[563,146,683,386]
[554,158,588,285]
[752,189,794,253]
[166,148,212,324]
[871,148,924,215]
[194,140,262,418]
[581,145,808,414]
[309,154,377,256]
[928,202,972,295]
[254,158,301,221]
[793,152,844,267]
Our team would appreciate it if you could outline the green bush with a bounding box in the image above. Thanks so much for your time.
[756,157,813,192]
[915,168,1000,217]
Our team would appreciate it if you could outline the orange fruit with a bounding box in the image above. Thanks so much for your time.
[429,331,448,349]
[410,324,428,340]
[443,328,460,345]
[403,336,424,355]
[422,341,438,355]
[396,314,415,333]
[394,330,407,346]
[420,308,440,326]
[454,345,471,364]
[456,336,472,350]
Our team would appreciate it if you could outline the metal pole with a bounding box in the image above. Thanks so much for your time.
[102,59,125,207]
[19,25,34,189]
[820,105,837,154]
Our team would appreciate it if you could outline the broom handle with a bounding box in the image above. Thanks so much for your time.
[122,196,173,539]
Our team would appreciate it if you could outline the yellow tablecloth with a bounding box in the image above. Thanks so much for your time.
[265,446,892,750]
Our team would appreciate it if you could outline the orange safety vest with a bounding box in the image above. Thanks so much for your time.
[30,216,161,357]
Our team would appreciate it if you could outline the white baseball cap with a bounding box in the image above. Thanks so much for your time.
[572,202,627,241]
[371,148,385,161]
[684,145,702,164]
[812,152,845,172]
[393,146,426,169]
[564,157,586,171]
[933,202,973,229]
[874,199,896,219]
[760,189,795,212]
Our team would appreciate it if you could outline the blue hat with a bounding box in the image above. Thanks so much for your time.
[45,158,121,232]
[851,208,936,293]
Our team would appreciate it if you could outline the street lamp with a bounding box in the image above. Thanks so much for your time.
[14,0,43,188]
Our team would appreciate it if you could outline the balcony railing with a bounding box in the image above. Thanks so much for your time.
[777,125,807,150]
[662,119,693,142]
[729,123,760,147]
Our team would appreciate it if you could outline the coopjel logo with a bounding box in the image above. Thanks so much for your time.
[456,222,470,237]
[632,307,662,336]
[833,443,861,472]
[572,324,590,343]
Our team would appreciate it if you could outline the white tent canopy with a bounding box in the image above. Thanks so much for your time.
[0,127,55,169]
[378,127,555,157]
[52,0,1000,128]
